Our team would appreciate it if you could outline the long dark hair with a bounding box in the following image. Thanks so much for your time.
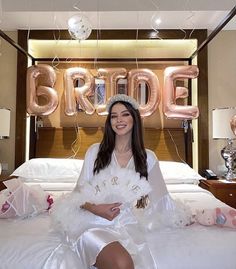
[93,100,148,208]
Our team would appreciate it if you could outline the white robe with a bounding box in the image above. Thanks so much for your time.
[73,143,175,269]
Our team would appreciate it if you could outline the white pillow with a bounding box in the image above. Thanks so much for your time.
[25,182,76,191]
[159,161,204,184]
[11,158,84,183]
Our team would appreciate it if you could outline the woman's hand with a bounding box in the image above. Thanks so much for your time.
[82,202,122,221]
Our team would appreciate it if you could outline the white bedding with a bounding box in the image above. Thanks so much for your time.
[151,184,236,269]
[25,182,76,191]
[0,214,82,269]
[147,223,236,269]
[1,183,236,269]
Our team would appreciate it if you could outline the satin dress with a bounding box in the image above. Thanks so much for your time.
[73,143,175,269]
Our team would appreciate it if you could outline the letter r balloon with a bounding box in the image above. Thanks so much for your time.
[64,67,95,116]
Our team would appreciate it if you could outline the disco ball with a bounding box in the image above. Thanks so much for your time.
[68,14,92,41]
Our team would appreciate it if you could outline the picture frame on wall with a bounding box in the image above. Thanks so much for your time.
[137,82,148,105]
[117,78,127,94]
[94,78,105,107]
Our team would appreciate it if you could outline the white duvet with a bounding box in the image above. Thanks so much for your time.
[150,184,236,269]
[0,184,236,269]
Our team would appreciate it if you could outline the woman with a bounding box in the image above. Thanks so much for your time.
[73,94,173,269]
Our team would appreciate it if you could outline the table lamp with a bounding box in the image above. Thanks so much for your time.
[212,107,236,181]
[0,108,11,174]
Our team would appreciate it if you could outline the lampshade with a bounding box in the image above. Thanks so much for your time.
[212,107,236,139]
[0,108,11,139]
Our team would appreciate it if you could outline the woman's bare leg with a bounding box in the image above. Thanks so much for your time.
[95,241,134,269]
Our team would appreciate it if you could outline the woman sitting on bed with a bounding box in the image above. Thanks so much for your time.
[72,94,174,269]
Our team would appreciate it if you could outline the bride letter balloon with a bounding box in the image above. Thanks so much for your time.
[127,69,160,117]
[163,66,199,120]
[26,64,58,116]
[64,67,95,116]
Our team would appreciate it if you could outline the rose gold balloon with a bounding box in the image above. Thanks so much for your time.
[64,67,95,116]
[127,69,160,117]
[175,86,188,100]
[96,68,127,115]
[163,65,199,120]
[230,115,236,136]
[26,64,58,116]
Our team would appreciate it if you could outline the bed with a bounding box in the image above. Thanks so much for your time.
[1,157,236,269]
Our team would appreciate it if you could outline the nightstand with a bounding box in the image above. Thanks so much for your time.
[199,179,236,209]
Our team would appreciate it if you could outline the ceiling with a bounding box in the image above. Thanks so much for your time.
[0,0,236,31]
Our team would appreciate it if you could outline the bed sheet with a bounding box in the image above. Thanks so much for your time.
[0,184,236,269]
[0,213,82,269]
[146,184,236,269]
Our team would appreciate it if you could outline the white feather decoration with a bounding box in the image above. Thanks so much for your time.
[51,167,151,239]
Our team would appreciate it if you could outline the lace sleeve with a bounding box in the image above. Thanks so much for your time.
[148,161,168,203]
[135,156,192,230]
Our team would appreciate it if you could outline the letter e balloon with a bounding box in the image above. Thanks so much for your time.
[163,65,199,120]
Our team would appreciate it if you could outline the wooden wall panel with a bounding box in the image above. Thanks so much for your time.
[15,30,28,168]
[36,127,185,162]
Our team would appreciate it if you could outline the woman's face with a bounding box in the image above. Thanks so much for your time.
[110,103,134,136]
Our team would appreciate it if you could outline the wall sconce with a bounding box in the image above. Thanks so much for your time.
[212,107,236,181]
[0,108,10,139]
[0,108,10,175]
